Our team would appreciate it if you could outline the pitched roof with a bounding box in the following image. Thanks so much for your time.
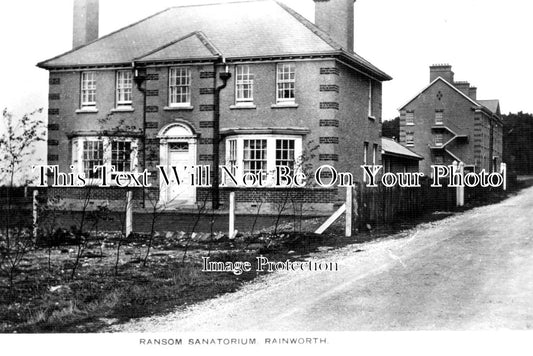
[398,76,480,110]
[136,31,220,62]
[399,77,501,119]
[37,0,391,80]
[381,138,423,160]
[477,100,500,114]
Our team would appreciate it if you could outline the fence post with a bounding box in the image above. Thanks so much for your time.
[453,161,465,207]
[345,185,353,237]
[32,189,39,237]
[458,162,465,206]
[125,190,133,237]
[500,162,507,191]
[229,192,236,239]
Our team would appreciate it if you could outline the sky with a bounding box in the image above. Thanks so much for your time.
[0,0,532,121]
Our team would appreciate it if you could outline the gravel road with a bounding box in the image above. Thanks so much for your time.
[110,186,533,332]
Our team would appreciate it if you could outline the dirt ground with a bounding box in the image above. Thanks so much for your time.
[110,185,533,331]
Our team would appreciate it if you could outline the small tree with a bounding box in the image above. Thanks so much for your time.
[0,108,45,290]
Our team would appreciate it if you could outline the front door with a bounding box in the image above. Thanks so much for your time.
[165,141,195,205]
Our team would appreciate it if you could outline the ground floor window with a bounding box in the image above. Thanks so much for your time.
[72,136,139,183]
[225,135,302,186]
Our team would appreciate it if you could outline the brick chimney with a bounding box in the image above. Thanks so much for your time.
[454,81,470,96]
[73,0,99,48]
[314,0,355,52]
[468,87,477,100]
[430,64,454,83]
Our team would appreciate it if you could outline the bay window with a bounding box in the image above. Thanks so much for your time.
[72,136,138,182]
[224,135,302,186]
[82,140,103,179]
[243,139,267,175]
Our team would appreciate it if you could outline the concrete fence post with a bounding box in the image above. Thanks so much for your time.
[125,190,133,237]
[458,162,465,207]
[32,189,39,238]
[500,162,507,191]
[345,185,353,237]
[229,192,236,239]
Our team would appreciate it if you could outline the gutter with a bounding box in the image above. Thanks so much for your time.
[133,61,147,208]
[212,58,232,210]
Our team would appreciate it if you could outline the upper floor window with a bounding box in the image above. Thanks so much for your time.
[116,70,133,107]
[435,110,444,125]
[363,142,369,165]
[236,65,254,104]
[368,79,374,118]
[435,133,444,147]
[276,63,295,103]
[405,132,414,146]
[169,67,191,106]
[81,71,96,107]
[406,111,414,126]
[372,143,378,165]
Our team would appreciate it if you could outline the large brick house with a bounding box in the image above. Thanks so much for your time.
[38,0,391,213]
[398,64,503,176]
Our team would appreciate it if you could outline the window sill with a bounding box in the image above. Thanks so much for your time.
[368,115,376,121]
[76,108,98,114]
[164,105,194,111]
[406,123,415,126]
[230,104,257,110]
[271,103,299,109]
[111,107,134,113]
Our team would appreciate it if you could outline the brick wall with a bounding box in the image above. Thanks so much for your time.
[400,79,476,175]
[46,57,383,210]
[197,187,339,204]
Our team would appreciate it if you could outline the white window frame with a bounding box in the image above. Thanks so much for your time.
[435,133,444,147]
[368,79,374,118]
[406,111,414,126]
[363,142,369,165]
[72,136,139,185]
[81,71,96,108]
[224,135,303,187]
[227,139,238,176]
[169,67,191,107]
[116,70,133,107]
[235,65,254,104]
[405,132,414,147]
[276,63,296,104]
[435,110,444,125]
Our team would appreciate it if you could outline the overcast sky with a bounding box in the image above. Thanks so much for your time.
[1,0,532,122]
